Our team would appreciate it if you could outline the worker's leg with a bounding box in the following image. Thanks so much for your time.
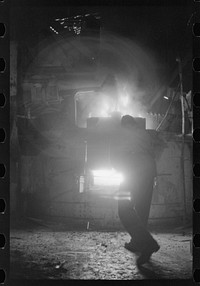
[131,154,156,227]
[118,198,160,265]
[118,199,136,238]
[124,177,154,251]
[133,175,155,227]
[118,199,157,248]
[120,156,156,251]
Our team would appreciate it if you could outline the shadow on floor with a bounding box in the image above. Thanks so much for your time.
[136,260,169,279]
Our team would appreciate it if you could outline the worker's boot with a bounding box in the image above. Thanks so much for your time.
[136,239,160,266]
[124,238,144,253]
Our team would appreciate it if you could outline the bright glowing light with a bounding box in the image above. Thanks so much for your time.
[50,26,58,34]
[100,110,110,117]
[121,95,129,107]
[99,101,110,117]
[114,196,131,200]
[103,101,109,109]
[92,169,124,186]
[164,96,169,100]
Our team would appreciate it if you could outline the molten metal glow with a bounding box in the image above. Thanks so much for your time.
[99,100,112,117]
[98,93,130,118]
[92,169,124,186]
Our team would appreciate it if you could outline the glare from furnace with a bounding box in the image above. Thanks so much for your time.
[92,169,124,186]
[98,93,131,118]
[99,100,111,117]
[120,95,129,107]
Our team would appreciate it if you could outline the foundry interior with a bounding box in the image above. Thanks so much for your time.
[9,1,193,281]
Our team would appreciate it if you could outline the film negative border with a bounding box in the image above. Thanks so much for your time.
[0,0,9,285]
[193,0,200,283]
[6,1,199,286]
[0,0,198,285]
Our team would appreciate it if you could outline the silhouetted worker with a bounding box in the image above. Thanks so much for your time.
[111,115,160,265]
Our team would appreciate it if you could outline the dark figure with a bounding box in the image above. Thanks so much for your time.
[111,115,160,265]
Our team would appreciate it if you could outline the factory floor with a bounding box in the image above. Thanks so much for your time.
[9,218,192,282]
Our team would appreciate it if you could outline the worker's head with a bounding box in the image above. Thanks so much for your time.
[121,115,138,130]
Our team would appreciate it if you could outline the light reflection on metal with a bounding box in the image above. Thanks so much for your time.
[91,169,124,186]
[49,26,58,35]
[164,96,169,100]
